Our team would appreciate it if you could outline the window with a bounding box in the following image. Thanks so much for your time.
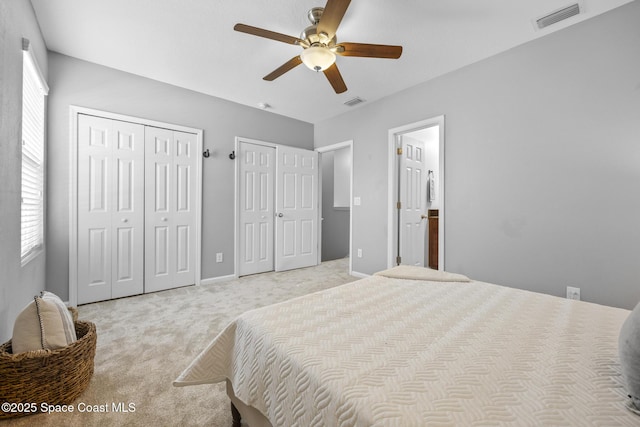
[21,38,48,265]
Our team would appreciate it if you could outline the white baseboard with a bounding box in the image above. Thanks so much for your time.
[350,271,370,279]
[200,274,237,286]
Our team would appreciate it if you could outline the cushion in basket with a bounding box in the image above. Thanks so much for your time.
[11,291,76,354]
[619,301,640,415]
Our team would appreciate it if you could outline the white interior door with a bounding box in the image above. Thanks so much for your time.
[144,127,197,292]
[238,142,275,275]
[77,115,145,304]
[172,131,198,287]
[275,145,319,271]
[399,135,427,266]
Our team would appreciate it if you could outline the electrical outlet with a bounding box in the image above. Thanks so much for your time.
[566,286,580,300]
[216,252,223,263]
[357,248,362,258]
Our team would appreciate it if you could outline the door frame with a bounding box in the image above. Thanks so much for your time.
[315,140,353,275]
[68,106,203,306]
[387,116,445,270]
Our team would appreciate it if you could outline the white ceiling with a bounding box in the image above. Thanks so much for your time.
[30,0,633,124]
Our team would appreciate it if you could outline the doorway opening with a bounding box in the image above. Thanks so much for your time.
[316,141,353,275]
[387,116,445,270]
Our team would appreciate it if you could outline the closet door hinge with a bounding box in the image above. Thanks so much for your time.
[396,201,401,209]
[397,147,403,155]
[396,256,402,265]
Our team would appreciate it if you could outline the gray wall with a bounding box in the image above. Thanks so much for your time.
[46,53,313,301]
[0,0,48,342]
[315,1,640,309]
[320,151,350,261]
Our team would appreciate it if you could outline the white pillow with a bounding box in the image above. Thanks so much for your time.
[374,265,471,282]
[11,291,77,354]
[619,301,640,414]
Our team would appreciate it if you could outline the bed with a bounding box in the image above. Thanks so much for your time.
[174,266,639,426]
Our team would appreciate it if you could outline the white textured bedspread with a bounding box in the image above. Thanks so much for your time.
[174,275,638,426]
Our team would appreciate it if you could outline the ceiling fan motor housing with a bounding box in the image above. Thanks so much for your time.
[307,7,324,24]
[301,8,336,47]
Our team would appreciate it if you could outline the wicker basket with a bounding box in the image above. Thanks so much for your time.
[0,314,97,419]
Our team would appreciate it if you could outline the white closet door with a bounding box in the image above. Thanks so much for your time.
[275,145,319,272]
[399,135,427,266]
[77,115,145,304]
[173,131,198,287]
[145,127,197,292]
[238,142,275,276]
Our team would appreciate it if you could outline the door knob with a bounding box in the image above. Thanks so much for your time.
[121,218,128,223]
[277,213,283,218]
[421,215,428,219]
[161,217,168,222]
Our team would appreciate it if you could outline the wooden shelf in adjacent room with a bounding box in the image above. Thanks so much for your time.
[428,209,438,269]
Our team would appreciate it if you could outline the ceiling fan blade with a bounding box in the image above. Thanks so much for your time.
[337,42,403,59]
[234,23,303,45]
[317,0,351,40]
[323,63,347,94]
[263,56,303,81]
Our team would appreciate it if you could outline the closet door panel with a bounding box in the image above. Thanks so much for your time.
[111,122,145,299]
[145,127,174,292]
[172,131,197,287]
[145,128,197,292]
[78,115,144,303]
[154,226,170,275]
[87,228,109,286]
[78,116,112,304]
[176,225,190,273]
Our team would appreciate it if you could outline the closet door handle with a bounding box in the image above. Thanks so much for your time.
[161,217,168,222]
[121,218,128,223]
[276,213,283,218]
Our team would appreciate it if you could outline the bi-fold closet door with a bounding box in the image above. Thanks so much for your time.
[76,114,197,304]
[77,115,145,303]
[144,126,197,293]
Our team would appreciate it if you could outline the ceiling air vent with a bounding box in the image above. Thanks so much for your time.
[344,97,365,107]
[536,3,581,29]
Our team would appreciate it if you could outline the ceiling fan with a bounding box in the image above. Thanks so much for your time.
[234,0,403,94]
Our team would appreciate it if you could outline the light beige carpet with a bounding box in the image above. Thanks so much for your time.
[2,258,356,427]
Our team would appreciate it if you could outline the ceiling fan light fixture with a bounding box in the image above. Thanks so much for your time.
[234,0,403,94]
[300,46,336,72]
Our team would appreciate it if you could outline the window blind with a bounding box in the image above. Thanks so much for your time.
[21,39,49,263]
